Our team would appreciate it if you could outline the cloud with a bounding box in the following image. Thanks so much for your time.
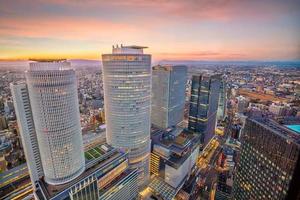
[0,0,299,60]
[1,0,299,22]
[0,17,141,40]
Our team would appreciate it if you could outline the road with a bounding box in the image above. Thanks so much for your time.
[195,135,225,200]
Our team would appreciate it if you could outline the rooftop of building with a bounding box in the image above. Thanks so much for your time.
[148,177,178,200]
[253,117,300,145]
[151,127,200,167]
[110,44,148,55]
[36,143,125,199]
[29,59,67,62]
[112,44,148,49]
[152,65,187,71]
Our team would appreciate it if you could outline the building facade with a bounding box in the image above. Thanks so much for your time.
[35,144,139,200]
[149,127,200,199]
[233,118,300,200]
[188,74,221,147]
[217,77,227,121]
[25,60,85,185]
[102,45,151,188]
[151,65,187,129]
[10,82,43,189]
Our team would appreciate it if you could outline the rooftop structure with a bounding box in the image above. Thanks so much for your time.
[111,44,148,54]
[29,59,67,62]
[28,60,71,71]
[255,117,300,144]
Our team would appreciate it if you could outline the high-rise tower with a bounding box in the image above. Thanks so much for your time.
[151,65,187,129]
[188,74,221,148]
[25,60,85,185]
[217,76,227,121]
[10,82,43,189]
[102,45,151,188]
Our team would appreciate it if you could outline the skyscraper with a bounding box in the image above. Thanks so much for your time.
[102,45,151,188]
[25,60,85,185]
[10,82,43,189]
[233,117,300,200]
[217,77,227,121]
[151,65,187,129]
[188,74,221,147]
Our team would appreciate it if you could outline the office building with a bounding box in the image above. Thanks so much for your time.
[25,60,85,185]
[35,144,139,200]
[102,45,151,188]
[10,82,43,189]
[217,77,227,121]
[149,127,200,199]
[151,65,187,129]
[233,117,300,200]
[188,74,221,147]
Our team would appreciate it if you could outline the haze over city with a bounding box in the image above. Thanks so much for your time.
[1,0,300,61]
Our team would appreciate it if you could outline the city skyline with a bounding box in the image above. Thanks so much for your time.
[0,1,300,199]
[1,0,300,61]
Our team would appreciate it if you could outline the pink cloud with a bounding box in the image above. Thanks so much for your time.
[33,0,300,22]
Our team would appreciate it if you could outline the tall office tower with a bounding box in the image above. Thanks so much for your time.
[25,60,85,185]
[217,77,227,121]
[151,65,187,129]
[10,82,43,189]
[233,118,300,200]
[102,45,151,188]
[188,74,221,148]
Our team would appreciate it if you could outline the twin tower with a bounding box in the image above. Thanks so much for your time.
[11,46,151,191]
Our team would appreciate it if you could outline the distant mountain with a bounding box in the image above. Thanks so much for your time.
[157,60,300,67]
[0,59,102,71]
[68,59,101,69]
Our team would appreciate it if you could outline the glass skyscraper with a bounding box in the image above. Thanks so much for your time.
[217,76,227,121]
[151,65,187,129]
[102,45,151,188]
[188,74,221,147]
[233,117,300,200]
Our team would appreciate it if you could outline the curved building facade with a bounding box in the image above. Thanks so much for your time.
[26,61,85,185]
[102,45,151,187]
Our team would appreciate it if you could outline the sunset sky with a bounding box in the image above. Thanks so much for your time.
[0,0,300,61]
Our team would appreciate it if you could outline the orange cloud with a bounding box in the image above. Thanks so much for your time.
[0,0,299,60]
[0,18,139,40]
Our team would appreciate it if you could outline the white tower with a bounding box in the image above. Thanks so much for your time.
[25,60,85,185]
[102,45,151,188]
[10,82,43,189]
